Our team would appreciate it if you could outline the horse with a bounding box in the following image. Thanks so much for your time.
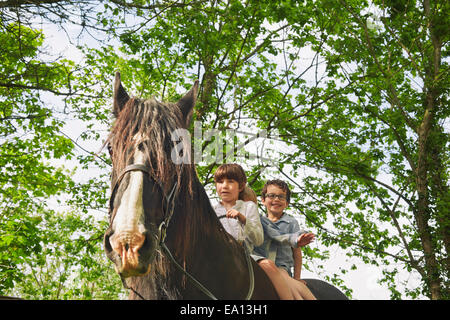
[103,72,349,300]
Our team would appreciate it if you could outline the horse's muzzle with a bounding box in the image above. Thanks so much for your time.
[104,229,152,277]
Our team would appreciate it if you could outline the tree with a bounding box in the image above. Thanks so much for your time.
[0,20,75,293]
[0,2,122,297]
[9,209,125,299]
[273,0,449,299]
[79,0,447,299]
[1,0,447,300]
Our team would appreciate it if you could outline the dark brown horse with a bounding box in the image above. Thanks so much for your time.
[103,72,348,300]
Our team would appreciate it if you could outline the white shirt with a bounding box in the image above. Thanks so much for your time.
[213,200,264,251]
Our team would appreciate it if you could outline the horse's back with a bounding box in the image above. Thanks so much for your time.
[303,278,349,300]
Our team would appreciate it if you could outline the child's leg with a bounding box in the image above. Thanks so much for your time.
[278,268,317,300]
[257,259,296,300]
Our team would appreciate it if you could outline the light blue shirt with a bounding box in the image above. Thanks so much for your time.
[253,213,305,276]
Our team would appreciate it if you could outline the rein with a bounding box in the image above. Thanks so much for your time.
[109,164,254,300]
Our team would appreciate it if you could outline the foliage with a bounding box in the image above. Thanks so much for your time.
[0,0,448,300]
[7,209,125,299]
[0,21,71,292]
[0,12,121,298]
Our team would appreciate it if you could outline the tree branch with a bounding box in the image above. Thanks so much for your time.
[0,0,66,8]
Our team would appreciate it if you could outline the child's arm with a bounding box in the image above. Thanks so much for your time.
[297,232,315,247]
[226,208,246,225]
[236,202,263,246]
[260,216,305,248]
[292,247,302,280]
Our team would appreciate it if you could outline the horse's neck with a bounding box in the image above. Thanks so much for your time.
[177,230,247,299]
[165,184,249,299]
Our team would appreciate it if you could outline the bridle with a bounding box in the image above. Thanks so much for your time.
[108,163,254,300]
[108,163,177,243]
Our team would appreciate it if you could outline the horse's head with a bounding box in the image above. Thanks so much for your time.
[103,72,198,279]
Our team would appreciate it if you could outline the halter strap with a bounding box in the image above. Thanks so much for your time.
[109,164,152,224]
[109,164,176,243]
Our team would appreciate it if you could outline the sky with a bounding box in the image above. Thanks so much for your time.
[39,13,425,301]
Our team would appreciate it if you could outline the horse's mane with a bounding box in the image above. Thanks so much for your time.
[108,97,193,194]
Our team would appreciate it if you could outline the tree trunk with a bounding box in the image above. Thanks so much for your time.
[416,112,441,299]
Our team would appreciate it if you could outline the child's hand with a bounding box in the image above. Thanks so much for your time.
[297,232,315,247]
[226,209,246,225]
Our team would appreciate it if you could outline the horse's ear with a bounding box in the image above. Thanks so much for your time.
[113,71,130,117]
[177,80,199,127]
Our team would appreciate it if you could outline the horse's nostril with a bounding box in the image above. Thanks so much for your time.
[110,231,146,257]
